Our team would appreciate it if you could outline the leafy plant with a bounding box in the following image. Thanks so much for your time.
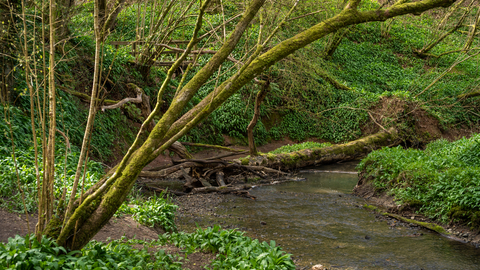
[0,234,183,269]
[115,192,178,232]
[0,146,104,213]
[160,225,296,270]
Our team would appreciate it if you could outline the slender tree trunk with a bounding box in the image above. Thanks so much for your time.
[247,80,270,156]
[463,7,480,51]
[416,0,473,57]
[63,0,104,227]
[321,26,351,60]
[42,0,57,229]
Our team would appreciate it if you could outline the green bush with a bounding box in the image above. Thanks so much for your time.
[358,134,480,226]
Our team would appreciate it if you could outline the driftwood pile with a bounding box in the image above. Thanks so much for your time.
[136,150,296,199]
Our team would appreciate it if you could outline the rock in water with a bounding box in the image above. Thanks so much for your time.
[312,264,327,270]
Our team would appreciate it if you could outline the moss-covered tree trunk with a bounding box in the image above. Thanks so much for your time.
[239,128,398,170]
[51,0,457,250]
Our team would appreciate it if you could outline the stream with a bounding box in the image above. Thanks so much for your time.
[177,162,480,269]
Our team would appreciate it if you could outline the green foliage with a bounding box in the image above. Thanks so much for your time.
[0,235,183,269]
[115,193,178,232]
[160,225,295,270]
[358,134,480,227]
[0,106,32,155]
[0,146,104,212]
[269,141,332,154]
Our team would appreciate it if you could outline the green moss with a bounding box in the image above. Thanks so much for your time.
[43,216,63,240]
[240,158,249,165]
[266,153,276,160]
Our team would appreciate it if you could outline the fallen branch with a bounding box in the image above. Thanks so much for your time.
[458,89,480,99]
[364,204,449,235]
[101,83,143,111]
[191,184,255,199]
[298,169,357,174]
[139,162,202,177]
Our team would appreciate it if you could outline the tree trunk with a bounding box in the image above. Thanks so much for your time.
[321,26,351,60]
[247,80,270,156]
[238,129,398,170]
[0,0,18,104]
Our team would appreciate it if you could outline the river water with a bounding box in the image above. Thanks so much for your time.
[210,162,480,269]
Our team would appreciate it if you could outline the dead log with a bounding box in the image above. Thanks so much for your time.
[181,166,202,191]
[101,85,143,111]
[139,162,202,177]
[237,128,398,170]
[191,184,255,199]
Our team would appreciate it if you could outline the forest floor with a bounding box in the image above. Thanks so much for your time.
[0,204,217,270]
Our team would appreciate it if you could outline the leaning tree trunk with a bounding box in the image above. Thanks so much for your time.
[52,0,456,250]
[238,128,398,170]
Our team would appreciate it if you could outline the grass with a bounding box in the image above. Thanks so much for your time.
[357,134,480,227]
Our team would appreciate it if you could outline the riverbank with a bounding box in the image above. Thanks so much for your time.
[354,167,480,247]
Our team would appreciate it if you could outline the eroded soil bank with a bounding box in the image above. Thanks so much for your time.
[353,173,480,247]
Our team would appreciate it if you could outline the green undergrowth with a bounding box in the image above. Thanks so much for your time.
[0,235,183,270]
[115,192,178,232]
[160,225,295,269]
[0,226,295,270]
[269,141,332,154]
[0,145,104,213]
[358,134,480,228]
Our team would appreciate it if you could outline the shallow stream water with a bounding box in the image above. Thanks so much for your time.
[176,161,480,269]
